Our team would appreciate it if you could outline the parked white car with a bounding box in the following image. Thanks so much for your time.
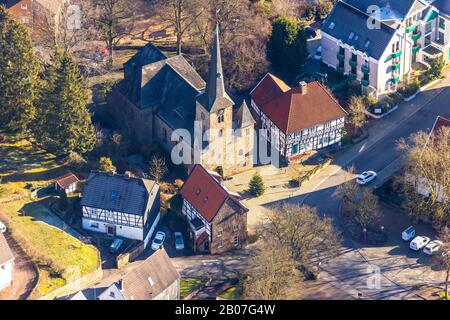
[410,236,430,251]
[0,221,6,233]
[356,171,377,185]
[423,240,443,255]
[174,232,185,251]
[402,226,416,241]
[151,231,166,251]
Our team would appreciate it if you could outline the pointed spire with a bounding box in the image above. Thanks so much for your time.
[199,24,233,112]
[236,100,255,128]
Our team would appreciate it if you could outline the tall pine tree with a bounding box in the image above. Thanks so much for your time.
[34,49,96,155]
[0,5,40,132]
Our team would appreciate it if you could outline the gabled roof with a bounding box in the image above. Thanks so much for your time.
[0,232,14,266]
[81,172,158,217]
[122,249,180,300]
[321,0,397,59]
[252,77,347,134]
[434,0,450,16]
[250,73,290,107]
[97,283,125,300]
[180,165,248,222]
[55,172,79,188]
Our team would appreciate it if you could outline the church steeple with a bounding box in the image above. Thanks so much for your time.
[197,24,233,112]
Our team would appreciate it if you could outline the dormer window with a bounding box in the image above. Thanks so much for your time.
[196,188,201,196]
[203,196,208,203]
[329,22,335,30]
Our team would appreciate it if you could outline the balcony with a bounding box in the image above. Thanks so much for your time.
[336,66,344,74]
[391,50,403,59]
[392,63,400,71]
[412,31,421,41]
[349,59,358,67]
[361,65,369,74]
[361,79,369,87]
[391,76,400,84]
[406,25,417,34]
[337,52,345,61]
[348,72,357,81]
[412,45,421,54]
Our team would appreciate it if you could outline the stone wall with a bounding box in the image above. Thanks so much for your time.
[116,241,145,269]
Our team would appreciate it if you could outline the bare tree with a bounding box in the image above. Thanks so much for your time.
[261,203,341,277]
[347,95,367,137]
[93,0,136,67]
[354,189,381,230]
[242,238,302,300]
[152,0,206,55]
[396,127,450,229]
[334,165,359,203]
[433,227,450,300]
[148,155,168,183]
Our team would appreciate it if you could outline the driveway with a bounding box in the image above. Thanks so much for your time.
[0,232,38,300]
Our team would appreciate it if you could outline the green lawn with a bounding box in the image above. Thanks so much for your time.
[0,198,99,298]
[180,278,203,299]
[218,286,242,300]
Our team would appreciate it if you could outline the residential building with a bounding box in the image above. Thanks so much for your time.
[321,0,450,97]
[180,164,248,254]
[107,26,255,177]
[122,249,180,300]
[54,172,79,194]
[250,75,347,163]
[1,0,67,46]
[0,233,14,291]
[81,172,160,248]
[65,249,180,300]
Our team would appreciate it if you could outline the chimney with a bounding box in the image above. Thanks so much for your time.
[299,81,308,95]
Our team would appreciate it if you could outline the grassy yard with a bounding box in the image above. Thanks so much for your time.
[180,278,203,299]
[218,286,242,300]
[0,132,100,298]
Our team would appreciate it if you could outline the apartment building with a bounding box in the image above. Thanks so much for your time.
[321,0,450,97]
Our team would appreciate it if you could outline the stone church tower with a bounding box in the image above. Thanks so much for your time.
[195,25,255,177]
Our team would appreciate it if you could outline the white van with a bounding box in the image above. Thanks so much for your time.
[0,221,6,233]
[402,226,415,241]
[410,236,430,251]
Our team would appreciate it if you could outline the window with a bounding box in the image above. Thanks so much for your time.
[21,3,27,9]
[217,109,225,123]
[329,22,335,30]
[90,222,99,229]
[217,242,224,249]
[218,129,223,137]
[439,18,445,30]
[233,236,239,247]
[233,225,239,232]
[109,291,115,298]
[21,16,29,24]
[147,276,154,286]
[217,228,223,238]
[291,144,299,155]
[196,188,202,195]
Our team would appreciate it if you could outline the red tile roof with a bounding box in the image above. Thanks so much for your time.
[180,165,228,222]
[250,73,290,107]
[55,173,79,188]
[251,75,347,134]
[195,231,209,247]
[180,165,248,222]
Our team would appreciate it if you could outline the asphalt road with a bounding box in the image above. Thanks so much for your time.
[292,84,450,299]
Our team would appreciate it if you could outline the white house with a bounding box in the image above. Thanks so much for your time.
[0,232,14,291]
[54,172,79,194]
[81,172,160,248]
[250,75,347,162]
[321,0,450,98]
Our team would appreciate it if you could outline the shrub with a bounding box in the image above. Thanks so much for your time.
[363,94,377,109]
[169,193,183,212]
[399,77,420,97]
[249,173,265,197]
[98,157,116,173]
[174,179,184,190]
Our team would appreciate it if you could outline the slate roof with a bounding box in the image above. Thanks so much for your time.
[252,76,347,134]
[180,165,248,222]
[196,25,234,112]
[342,0,418,19]
[321,0,398,59]
[122,249,180,300]
[434,0,450,16]
[81,172,158,217]
[0,232,14,266]
[235,101,255,128]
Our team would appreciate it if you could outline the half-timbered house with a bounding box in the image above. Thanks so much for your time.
[250,74,347,163]
[81,172,160,248]
[180,165,248,255]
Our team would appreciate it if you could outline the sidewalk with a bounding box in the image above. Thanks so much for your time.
[227,70,450,228]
